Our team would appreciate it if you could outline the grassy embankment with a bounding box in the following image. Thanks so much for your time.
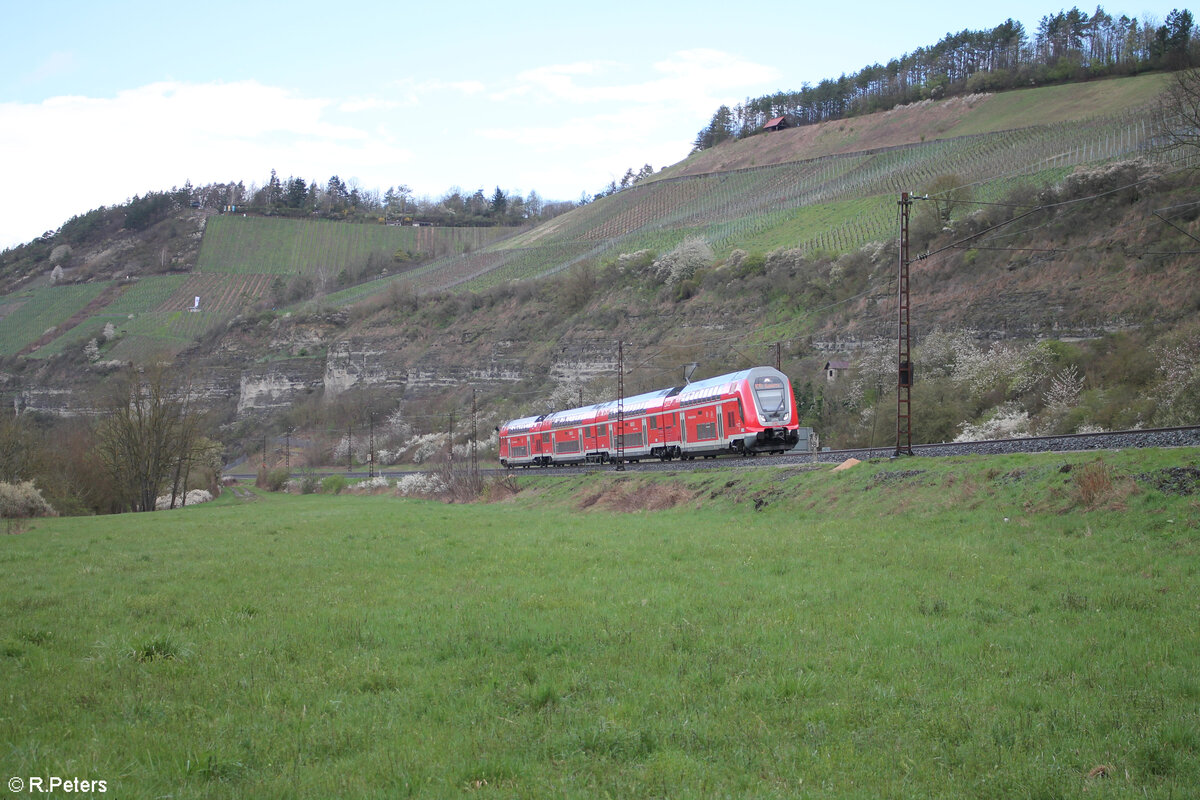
[2,447,1197,798]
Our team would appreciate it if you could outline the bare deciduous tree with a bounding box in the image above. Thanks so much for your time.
[95,368,208,512]
[923,174,973,224]
[1157,68,1200,160]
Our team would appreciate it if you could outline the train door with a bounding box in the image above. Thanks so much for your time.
[724,402,742,434]
[693,406,719,441]
[663,412,680,446]
[555,427,581,457]
[619,416,646,450]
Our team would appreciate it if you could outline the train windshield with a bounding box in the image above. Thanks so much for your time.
[753,376,788,419]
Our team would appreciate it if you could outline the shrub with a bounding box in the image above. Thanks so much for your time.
[0,481,57,518]
[395,473,448,496]
[954,403,1032,442]
[321,474,347,495]
[615,249,655,274]
[259,467,291,492]
[1072,461,1116,509]
[652,237,713,285]
[155,490,214,510]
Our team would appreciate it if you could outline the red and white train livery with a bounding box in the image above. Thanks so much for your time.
[498,366,801,467]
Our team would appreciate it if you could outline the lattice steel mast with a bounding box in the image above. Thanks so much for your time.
[896,192,915,457]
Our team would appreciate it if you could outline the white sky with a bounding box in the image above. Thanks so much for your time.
[0,0,1186,250]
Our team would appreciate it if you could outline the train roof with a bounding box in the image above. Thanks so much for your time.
[500,414,545,433]
[499,366,788,430]
[589,386,676,416]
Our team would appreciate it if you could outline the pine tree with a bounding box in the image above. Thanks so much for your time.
[490,186,507,217]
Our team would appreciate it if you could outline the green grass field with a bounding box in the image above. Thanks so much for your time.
[2,449,1197,798]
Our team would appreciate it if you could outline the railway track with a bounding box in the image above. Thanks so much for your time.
[506,425,1200,476]
[223,426,1200,482]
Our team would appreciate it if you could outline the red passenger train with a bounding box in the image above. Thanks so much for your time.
[498,366,801,467]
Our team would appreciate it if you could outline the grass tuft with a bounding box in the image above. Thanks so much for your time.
[131,635,188,663]
[918,596,949,616]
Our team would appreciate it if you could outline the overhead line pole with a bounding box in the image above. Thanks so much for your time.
[368,412,375,478]
[896,192,916,457]
[615,340,625,471]
[471,388,479,486]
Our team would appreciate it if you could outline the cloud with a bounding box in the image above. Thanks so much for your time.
[476,49,778,159]
[478,107,654,148]
[386,77,487,106]
[493,49,779,112]
[0,80,414,248]
[339,97,404,113]
[0,50,778,248]
[23,51,77,85]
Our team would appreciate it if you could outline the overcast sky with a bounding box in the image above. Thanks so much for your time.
[0,0,1185,249]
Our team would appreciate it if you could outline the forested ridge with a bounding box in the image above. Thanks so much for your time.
[694,5,1197,150]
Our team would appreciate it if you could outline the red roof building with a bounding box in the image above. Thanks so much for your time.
[764,116,790,132]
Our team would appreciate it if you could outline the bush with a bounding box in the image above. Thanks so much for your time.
[1072,461,1126,509]
[0,481,57,518]
[321,474,347,495]
[395,473,447,496]
[615,249,655,274]
[652,237,713,285]
[257,467,291,492]
[155,489,215,510]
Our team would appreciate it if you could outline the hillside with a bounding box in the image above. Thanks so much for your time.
[0,216,511,362]
[665,74,1169,178]
[0,73,1197,462]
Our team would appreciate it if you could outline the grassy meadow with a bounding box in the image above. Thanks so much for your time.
[2,449,1198,798]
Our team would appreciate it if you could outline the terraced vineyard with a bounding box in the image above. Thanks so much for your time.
[10,216,522,360]
[27,273,278,361]
[391,103,1164,295]
[0,283,112,357]
[197,216,513,275]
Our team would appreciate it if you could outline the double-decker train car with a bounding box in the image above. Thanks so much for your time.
[498,366,801,467]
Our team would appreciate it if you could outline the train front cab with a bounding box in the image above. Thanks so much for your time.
[675,367,799,458]
[738,368,801,454]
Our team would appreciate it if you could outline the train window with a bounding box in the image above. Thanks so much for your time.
[542,433,551,443]
[649,417,657,430]
[753,376,786,413]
